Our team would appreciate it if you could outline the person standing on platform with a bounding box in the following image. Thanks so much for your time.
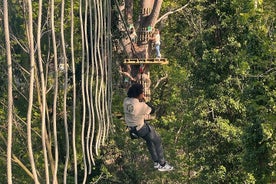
[153,29,161,58]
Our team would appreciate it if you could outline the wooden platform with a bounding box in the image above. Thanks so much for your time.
[124,58,169,65]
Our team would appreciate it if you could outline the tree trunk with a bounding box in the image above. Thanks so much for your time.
[120,0,163,101]
[122,0,162,58]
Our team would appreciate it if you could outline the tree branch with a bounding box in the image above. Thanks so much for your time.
[119,71,136,81]
[156,2,190,25]
[0,132,36,180]
[153,73,168,90]
[248,67,276,78]
[12,154,35,180]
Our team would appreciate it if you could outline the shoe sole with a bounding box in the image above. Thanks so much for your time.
[158,168,174,172]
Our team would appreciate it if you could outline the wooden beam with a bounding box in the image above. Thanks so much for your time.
[124,58,169,65]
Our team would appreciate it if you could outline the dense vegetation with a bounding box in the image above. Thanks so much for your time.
[1,0,275,183]
[108,0,275,183]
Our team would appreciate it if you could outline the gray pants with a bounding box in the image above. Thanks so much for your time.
[136,122,165,165]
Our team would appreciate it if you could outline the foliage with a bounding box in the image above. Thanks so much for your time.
[1,0,275,183]
[108,0,275,183]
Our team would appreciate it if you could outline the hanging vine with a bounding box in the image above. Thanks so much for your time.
[25,0,41,183]
[2,0,112,183]
[3,0,13,183]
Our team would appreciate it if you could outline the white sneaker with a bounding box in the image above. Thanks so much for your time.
[154,162,160,169]
[158,163,173,171]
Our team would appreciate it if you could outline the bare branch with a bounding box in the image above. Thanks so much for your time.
[0,131,35,180]
[12,155,35,180]
[153,73,168,90]
[119,71,136,81]
[248,67,276,78]
[156,2,190,25]
[10,34,29,53]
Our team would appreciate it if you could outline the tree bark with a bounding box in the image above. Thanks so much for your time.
[119,0,163,99]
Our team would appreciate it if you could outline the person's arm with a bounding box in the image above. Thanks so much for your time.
[149,33,155,41]
[146,102,155,114]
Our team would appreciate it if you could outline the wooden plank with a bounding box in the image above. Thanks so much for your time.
[123,58,169,65]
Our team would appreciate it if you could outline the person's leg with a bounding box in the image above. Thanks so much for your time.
[155,44,161,58]
[141,125,165,165]
[136,124,158,162]
[144,137,159,162]
[137,123,173,171]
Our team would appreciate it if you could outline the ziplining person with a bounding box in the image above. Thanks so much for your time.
[123,83,173,171]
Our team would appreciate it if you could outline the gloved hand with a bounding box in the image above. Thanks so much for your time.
[146,102,155,114]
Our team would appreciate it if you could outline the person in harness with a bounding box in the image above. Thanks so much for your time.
[123,83,173,171]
